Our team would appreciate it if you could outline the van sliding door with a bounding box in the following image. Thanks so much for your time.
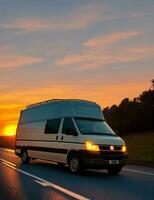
[36,118,62,162]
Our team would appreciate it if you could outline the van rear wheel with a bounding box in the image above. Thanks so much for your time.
[21,150,30,164]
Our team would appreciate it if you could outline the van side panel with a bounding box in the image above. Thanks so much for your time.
[16,120,62,162]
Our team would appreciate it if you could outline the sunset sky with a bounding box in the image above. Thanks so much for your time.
[0,0,154,136]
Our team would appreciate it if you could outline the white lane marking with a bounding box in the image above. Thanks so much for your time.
[123,168,154,176]
[35,180,48,186]
[34,179,88,200]
[0,158,90,200]
[1,158,16,167]
[1,161,16,169]
[34,179,89,200]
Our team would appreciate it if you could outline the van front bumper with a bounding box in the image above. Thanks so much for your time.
[79,150,128,169]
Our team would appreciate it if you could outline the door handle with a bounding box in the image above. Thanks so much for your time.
[56,136,58,140]
[61,136,64,140]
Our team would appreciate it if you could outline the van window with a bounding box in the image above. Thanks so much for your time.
[45,119,61,134]
[62,118,77,135]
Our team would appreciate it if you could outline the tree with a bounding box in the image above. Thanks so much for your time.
[150,79,154,90]
[103,80,154,135]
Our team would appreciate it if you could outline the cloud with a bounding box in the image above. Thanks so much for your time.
[84,31,140,48]
[54,33,143,68]
[0,54,43,69]
[129,46,154,54]
[56,31,148,68]
[1,16,97,33]
[56,52,143,69]
[1,17,89,33]
[0,5,107,33]
[56,53,96,66]
[0,3,150,34]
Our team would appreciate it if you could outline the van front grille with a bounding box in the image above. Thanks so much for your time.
[99,145,125,160]
[99,145,122,151]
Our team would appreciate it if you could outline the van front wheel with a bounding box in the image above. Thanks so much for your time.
[107,165,122,175]
[69,155,82,174]
[21,150,30,164]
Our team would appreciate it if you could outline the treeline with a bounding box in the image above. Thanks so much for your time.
[103,89,154,135]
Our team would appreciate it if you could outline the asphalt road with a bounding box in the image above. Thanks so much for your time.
[0,148,154,200]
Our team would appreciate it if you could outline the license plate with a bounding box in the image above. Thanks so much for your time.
[109,160,119,164]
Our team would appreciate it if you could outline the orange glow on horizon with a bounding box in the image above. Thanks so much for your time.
[0,81,149,137]
[3,125,17,136]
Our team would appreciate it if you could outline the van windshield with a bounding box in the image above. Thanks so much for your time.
[74,118,116,136]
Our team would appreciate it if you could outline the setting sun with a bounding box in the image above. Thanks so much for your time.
[3,125,17,136]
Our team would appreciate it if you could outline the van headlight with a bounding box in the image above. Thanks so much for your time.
[85,141,100,152]
[122,145,127,153]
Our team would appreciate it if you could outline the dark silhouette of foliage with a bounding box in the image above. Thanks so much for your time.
[103,83,154,135]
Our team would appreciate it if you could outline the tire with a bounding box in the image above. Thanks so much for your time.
[21,150,30,164]
[107,165,122,175]
[68,154,82,174]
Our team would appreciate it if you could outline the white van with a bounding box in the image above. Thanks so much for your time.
[15,99,128,174]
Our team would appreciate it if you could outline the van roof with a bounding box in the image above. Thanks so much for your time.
[20,99,104,124]
[26,99,98,109]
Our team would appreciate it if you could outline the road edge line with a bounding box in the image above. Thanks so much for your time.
[0,158,90,200]
[123,168,154,176]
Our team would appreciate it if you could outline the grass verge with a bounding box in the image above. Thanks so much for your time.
[122,131,154,167]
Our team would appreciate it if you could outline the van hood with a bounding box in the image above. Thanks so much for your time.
[81,135,125,146]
